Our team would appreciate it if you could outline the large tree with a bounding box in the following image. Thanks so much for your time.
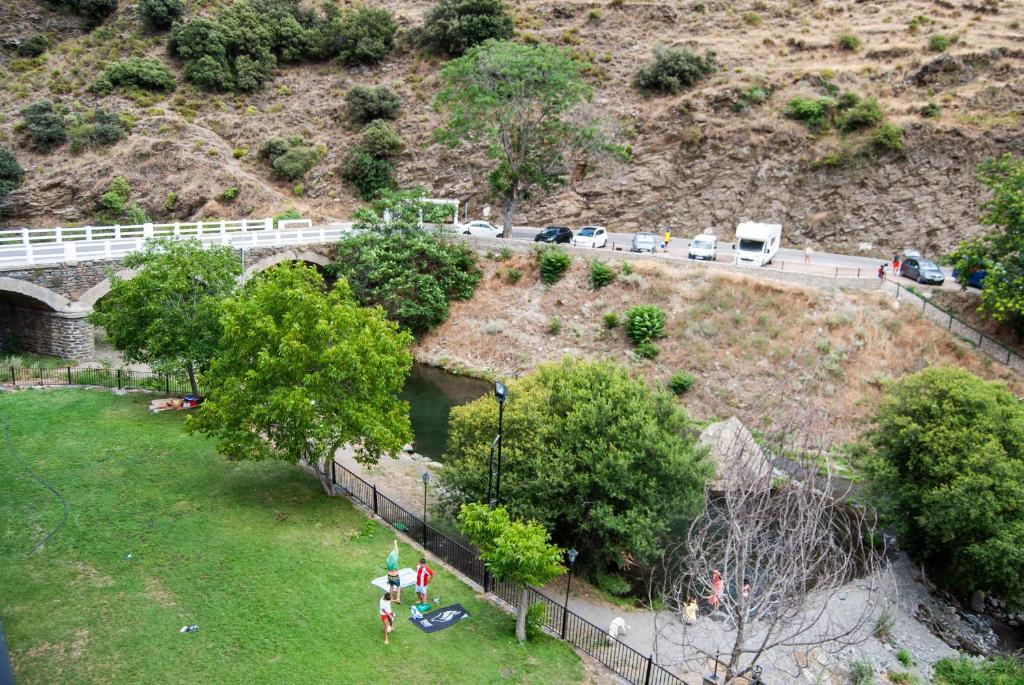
[434,40,626,237]
[949,155,1024,336]
[458,503,564,642]
[441,358,711,578]
[88,238,239,396]
[187,264,413,495]
[864,365,1024,607]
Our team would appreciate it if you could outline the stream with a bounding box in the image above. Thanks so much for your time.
[400,362,489,461]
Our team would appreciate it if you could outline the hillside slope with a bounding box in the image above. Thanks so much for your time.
[1,0,1022,254]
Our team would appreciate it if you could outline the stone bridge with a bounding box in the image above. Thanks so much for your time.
[0,244,337,360]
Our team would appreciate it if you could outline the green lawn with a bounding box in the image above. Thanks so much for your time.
[0,390,585,684]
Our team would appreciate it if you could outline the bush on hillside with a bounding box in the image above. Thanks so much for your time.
[328,231,481,333]
[784,96,836,130]
[358,120,404,159]
[440,358,712,575]
[65,0,118,27]
[17,34,50,57]
[864,366,1024,608]
[633,47,717,95]
[258,136,321,181]
[138,0,184,30]
[668,371,695,395]
[537,248,571,284]
[67,108,126,153]
[344,85,401,125]
[21,100,66,151]
[836,33,860,51]
[91,57,176,95]
[0,148,25,203]
[589,260,615,289]
[335,7,397,66]
[873,122,905,152]
[932,656,1024,684]
[416,0,514,57]
[928,34,951,52]
[338,150,396,200]
[258,137,292,163]
[100,176,132,214]
[272,207,301,228]
[625,305,666,344]
[835,96,883,132]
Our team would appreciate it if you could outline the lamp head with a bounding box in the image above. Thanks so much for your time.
[422,471,430,484]
[567,548,578,565]
[494,380,508,403]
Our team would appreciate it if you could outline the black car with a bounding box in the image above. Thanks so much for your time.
[900,257,946,285]
[534,226,573,244]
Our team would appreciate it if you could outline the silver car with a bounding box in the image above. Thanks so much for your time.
[631,232,657,253]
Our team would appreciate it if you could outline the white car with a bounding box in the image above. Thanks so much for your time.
[687,233,718,261]
[572,226,608,248]
[460,220,503,238]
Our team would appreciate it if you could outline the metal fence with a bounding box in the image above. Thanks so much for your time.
[330,461,685,685]
[885,282,1024,373]
[3,366,200,395]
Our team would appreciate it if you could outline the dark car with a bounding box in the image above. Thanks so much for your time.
[952,268,987,289]
[900,257,946,285]
[534,226,573,244]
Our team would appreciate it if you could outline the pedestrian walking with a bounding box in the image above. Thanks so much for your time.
[386,540,401,604]
[878,263,887,282]
[663,229,671,252]
[380,592,395,644]
[709,569,724,610]
[415,557,434,605]
[804,244,813,264]
[892,254,900,275]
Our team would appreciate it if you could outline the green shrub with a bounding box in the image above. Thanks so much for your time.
[928,34,951,52]
[873,122,904,152]
[594,571,632,597]
[733,85,768,112]
[896,649,913,667]
[589,260,615,289]
[634,47,717,95]
[358,121,404,159]
[538,248,571,285]
[836,97,883,132]
[138,0,184,30]
[329,231,481,333]
[848,660,874,685]
[17,34,50,57]
[65,0,117,27]
[219,186,240,202]
[873,610,894,641]
[100,176,131,214]
[272,146,320,181]
[547,316,561,335]
[21,101,66,151]
[232,146,249,158]
[865,366,1024,608]
[164,191,177,210]
[668,371,694,395]
[933,656,1024,684]
[338,149,396,200]
[784,96,835,130]
[344,85,401,125]
[0,148,25,203]
[91,57,176,95]
[503,267,523,284]
[416,0,514,57]
[634,341,659,359]
[602,311,618,329]
[625,305,666,344]
[258,137,291,162]
[920,102,940,118]
[837,33,860,51]
[335,7,397,65]
[272,207,301,228]
[524,601,546,641]
[67,108,126,153]
[126,202,151,224]
[292,183,304,196]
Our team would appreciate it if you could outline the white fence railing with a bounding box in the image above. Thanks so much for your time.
[0,218,336,267]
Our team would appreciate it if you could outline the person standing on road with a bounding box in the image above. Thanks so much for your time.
[804,244,813,264]
[380,591,395,644]
[878,263,887,282]
[709,569,724,610]
[892,254,900,275]
[415,557,434,606]
[663,229,671,252]
[386,540,402,604]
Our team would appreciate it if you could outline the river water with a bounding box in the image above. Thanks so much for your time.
[400,363,489,461]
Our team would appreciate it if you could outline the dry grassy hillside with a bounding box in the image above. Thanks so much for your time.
[1,0,1022,253]
[415,254,1023,442]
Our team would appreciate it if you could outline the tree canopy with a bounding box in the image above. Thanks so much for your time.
[187,264,413,495]
[458,503,564,641]
[88,238,239,396]
[434,40,625,236]
[416,0,514,57]
[948,155,1024,336]
[441,358,712,579]
[865,365,1024,607]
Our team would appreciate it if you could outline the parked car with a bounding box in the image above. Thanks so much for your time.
[631,232,657,253]
[461,220,502,238]
[952,268,987,289]
[687,233,718,261]
[572,226,607,248]
[534,226,573,244]
[900,256,946,285]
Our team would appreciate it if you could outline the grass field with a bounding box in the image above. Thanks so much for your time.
[0,389,585,684]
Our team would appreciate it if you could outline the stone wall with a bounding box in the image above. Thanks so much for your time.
[0,259,126,301]
[0,306,94,359]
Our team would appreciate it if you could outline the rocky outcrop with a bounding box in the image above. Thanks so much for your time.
[698,417,773,491]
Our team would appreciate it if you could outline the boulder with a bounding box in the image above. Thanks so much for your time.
[698,417,773,491]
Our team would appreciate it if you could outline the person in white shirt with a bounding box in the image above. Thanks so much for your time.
[379,592,395,644]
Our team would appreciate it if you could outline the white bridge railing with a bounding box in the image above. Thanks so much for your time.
[0,218,351,267]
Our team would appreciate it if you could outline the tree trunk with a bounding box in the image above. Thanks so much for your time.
[726,614,746,683]
[317,457,336,497]
[501,191,518,239]
[515,586,529,642]
[186,362,199,398]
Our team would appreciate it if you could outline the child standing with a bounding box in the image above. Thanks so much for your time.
[380,592,395,644]
[386,539,401,604]
[415,557,435,605]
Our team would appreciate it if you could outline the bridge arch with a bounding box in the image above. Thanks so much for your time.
[0,277,72,311]
[77,268,139,309]
[242,250,332,280]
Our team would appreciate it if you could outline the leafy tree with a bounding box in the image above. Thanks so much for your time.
[0,148,25,204]
[138,0,184,30]
[416,0,514,57]
[435,40,625,237]
[187,264,413,495]
[345,85,401,125]
[358,120,404,159]
[350,187,459,231]
[90,57,176,95]
[88,238,240,397]
[458,503,564,641]
[949,155,1024,336]
[633,47,717,95]
[441,358,711,576]
[329,230,481,334]
[21,100,66,151]
[864,366,1024,608]
[335,7,397,66]
[338,124,404,200]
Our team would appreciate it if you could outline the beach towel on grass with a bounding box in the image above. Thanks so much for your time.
[371,567,416,591]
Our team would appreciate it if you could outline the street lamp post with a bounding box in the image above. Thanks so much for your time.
[486,434,500,507]
[421,471,430,547]
[492,381,508,508]
[560,548,579,638]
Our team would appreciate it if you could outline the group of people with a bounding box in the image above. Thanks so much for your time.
[878,254,901,282]
[680,570,753,625]
[379,540,435,645]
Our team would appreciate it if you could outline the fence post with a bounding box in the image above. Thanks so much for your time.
[644,654,654,685]
[117,368,122,389]
[835,266,839,278]
[372,484,379,515]
[1009,348,1013,365]
[9,366,15,386]
[948,316,953,332]
[66,366,72,385]
[165,375,170,393]
[857,267,861,278]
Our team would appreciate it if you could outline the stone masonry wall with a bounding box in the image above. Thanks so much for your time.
[0,306,94,359]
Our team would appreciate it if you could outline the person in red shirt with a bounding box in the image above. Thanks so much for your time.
[415,557,435,605]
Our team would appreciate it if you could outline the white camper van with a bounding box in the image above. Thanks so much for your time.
[734,222,782,267]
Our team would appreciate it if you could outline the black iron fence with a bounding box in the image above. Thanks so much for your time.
[330,460,685,685]
[4,366,199,395]
[885,282,1024,373]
